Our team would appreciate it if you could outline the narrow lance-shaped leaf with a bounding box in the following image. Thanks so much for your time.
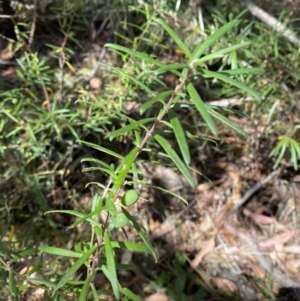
[54,244,97,291]
[109,118,156,141]
[38,246,82,258]
[100,63,155,95]
[195,42,251,65]
[111,241,153,254]
[105,43,164,67]
[103,231,120,300]
[79,274,93,301]
[186,83,217,136]
[208,108,247,138]
[9,271,18,299]
[44,210,102,228]
[154,134,195,188]
[122,207,157,262]
[120,287,143,301]
[217,68,264,76]
[189,19,239,63]
[155,19,192,59]
[109,147,138,198]
[140,90,171,114]
[156,63,189,74]
[199,69,261,101]
[168,108,190,165]
[78,140,123,159]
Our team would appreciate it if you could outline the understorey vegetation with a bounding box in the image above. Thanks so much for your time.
[1,0,300,300]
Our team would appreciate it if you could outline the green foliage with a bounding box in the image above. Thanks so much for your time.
[40,16,258,300]
[1,0,299,300]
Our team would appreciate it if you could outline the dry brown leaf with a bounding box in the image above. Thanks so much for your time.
[212,278,237,293]
[191,238,215,268]
[285,260,299,274]
[0,47,14,60]
[243,208,275,225]
[259,230,295,249]
[251,263,265,278]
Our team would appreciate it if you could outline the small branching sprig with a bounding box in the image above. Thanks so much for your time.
[35,18,263,300]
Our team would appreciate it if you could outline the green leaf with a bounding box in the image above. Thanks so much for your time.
[38,246,82,258]
[109,147,138,197]
[79,274,92,301]
[154,134,195,187]
[139,91,172,114]
[111,241,152,254]
[156,63,188,74]
[100,63,154,95]
[122,208,157,262]
[9,271,18,299]
[54,245,97,291]
[2,109,19,123]
[168,108,190,165]
[267,100,280,124]
[82,166,117,179]
[217,68,264,76]
[147,183,188,205]
[44,210,102,228]
[109,118,156,140]
[103,231,120,300]
[27,264,43,277]
[186,83,217,136]
[66,207,103,230]
[155,19,192,59]
[91,284,100,301]
[289,139,300,170]
[78,140,123,159]
[208,108,247,137]
[120,287,143,301]
[199,69,261,101]
[105,43,164,66]
[190,19,239,62]
[195,42,251,65]
[91,194,103,220]
[81,158,113,170]
[28,278,57,288]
